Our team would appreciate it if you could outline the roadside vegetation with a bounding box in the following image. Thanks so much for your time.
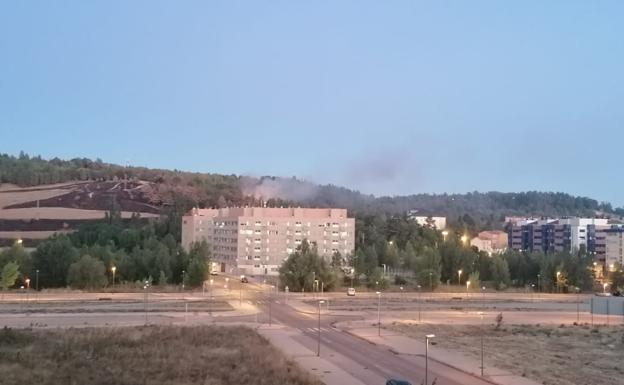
[0,325,320,385]
[388,322,624,385]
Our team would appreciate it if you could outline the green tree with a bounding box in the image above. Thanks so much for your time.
[67,255,107,290]
[468,271,481,290]
[0,262,19,290]
[185,240,210,287]
[491,255,510,290]
[279,240,336,292]
[32,235,79,288]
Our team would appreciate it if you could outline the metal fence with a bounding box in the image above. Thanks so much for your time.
[591,296,624,316]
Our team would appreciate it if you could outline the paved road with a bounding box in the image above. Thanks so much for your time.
[256,299,492,385]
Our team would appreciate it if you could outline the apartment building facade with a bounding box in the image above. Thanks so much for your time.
[182,207,355,276]
[470,230,508,254]
[507,217,609,255]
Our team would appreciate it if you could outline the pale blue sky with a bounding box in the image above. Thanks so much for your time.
[1,1,623,205]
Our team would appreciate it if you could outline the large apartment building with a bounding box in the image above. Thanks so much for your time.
[182,207,355,276]
[507,217,609,254]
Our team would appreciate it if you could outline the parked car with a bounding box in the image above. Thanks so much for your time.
[347,287,356,296]
[240,276,249,283]
[386,379,412,385]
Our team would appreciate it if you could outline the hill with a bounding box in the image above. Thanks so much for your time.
[0,152,620,237]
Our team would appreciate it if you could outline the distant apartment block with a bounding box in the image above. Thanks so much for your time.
[182,207,355,276]
[507,217,609,255]
[407,210,447,229]
[597,226,624,268]
[470,230,507,254]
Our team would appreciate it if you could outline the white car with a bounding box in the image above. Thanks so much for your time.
[347,287,356,296]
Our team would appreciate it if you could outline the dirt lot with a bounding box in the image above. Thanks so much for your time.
[388,322,624,385]
[0,325,320,385]
[0,299,233,314]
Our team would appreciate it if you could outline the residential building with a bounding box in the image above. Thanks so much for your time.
[182,207,355,276]
[507,217,609,254]
[407,210,447,229]
[596,226,624,268]
[470,230,508,254]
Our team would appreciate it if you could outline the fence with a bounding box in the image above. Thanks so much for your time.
[591,296,624,316]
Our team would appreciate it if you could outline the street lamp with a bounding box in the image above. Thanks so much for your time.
[269,285,274,326]
[350,268,355,288]
[143,280,150,324]
[209,278,214,316]
[317,300,325,356]
[376,291,382,336]
[478,311,484,376]
[537,274,541,294]
[458,269,463,285]
[182,270,186,290]
[441,230,448,242]
[25,278,30,290]
[425,334,436,385]
[603,282,609,293]
[36,269,39,292]
[111,266,116,290]
[461,235,468,245]
[16,238,23,245]
[556,271,561,293]
[417,285,422,322]
[466,280,471,296]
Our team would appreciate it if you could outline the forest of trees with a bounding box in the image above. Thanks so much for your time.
[278,216,620,294]
[0,214,210,290]
[1,152,621,231]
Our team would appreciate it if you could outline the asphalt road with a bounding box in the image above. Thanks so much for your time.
[256,299,492,385]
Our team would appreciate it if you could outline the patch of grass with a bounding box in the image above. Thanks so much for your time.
[0,325,321,385]
[387,323,624,385]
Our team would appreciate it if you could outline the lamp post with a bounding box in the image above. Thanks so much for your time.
[111,266,116,290]
[537,274,541,294]
[143,280,150,325]
[429,272,433,291]
[25,278,30,290]
[417,285,422,322]
[350,268,355,288]
[182,270,186,291]
[269,285,274,326]
[425,334,436,385]
[239,276,244,308]
[603,282,608,294]
[461,235,468,246]
[556,271,561,293]
[317,300,325,356]
[478,311,484,376]
[481,286,486,312]
[441,231,448,242]
[466,280,471,297]
[36,269,39,292]
[576,287,580,323]
[400,286,404,302]
[209,278,214,316]
[376,291,382,336]
[458,269,463,286]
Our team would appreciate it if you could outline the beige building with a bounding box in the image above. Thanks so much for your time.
[182,207,355,276]
[470,230,508,254]
[406,211,447,229]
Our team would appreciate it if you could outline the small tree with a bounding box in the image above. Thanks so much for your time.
[67,255,107,290]
[491,255,510,290]
[0,262,20,291]
[185,241,210,287]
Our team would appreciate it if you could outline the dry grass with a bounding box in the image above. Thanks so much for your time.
[388,322,624,385]
[0,189,70,208]
[0,325,321,385]
[0,207,159,220]
[0,299,233,314]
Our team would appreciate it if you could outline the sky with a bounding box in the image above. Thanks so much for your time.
[1,1,623,205]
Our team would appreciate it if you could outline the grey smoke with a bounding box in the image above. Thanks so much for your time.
[241,176,320,202]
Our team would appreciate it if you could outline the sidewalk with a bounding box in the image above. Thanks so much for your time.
[342,325,540,385]
[257,325,367,385]
[287,298,367,317]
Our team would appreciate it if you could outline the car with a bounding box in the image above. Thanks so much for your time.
[210,271,219,276]
[240,276,249,283]
[347,287,356,296]
[386,379,412,385]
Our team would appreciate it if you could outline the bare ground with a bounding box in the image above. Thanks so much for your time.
[0,325,321,385]
[387,322,624,385]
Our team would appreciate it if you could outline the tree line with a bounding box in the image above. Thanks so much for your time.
[280,216,618,293]
[0,216,210,291]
